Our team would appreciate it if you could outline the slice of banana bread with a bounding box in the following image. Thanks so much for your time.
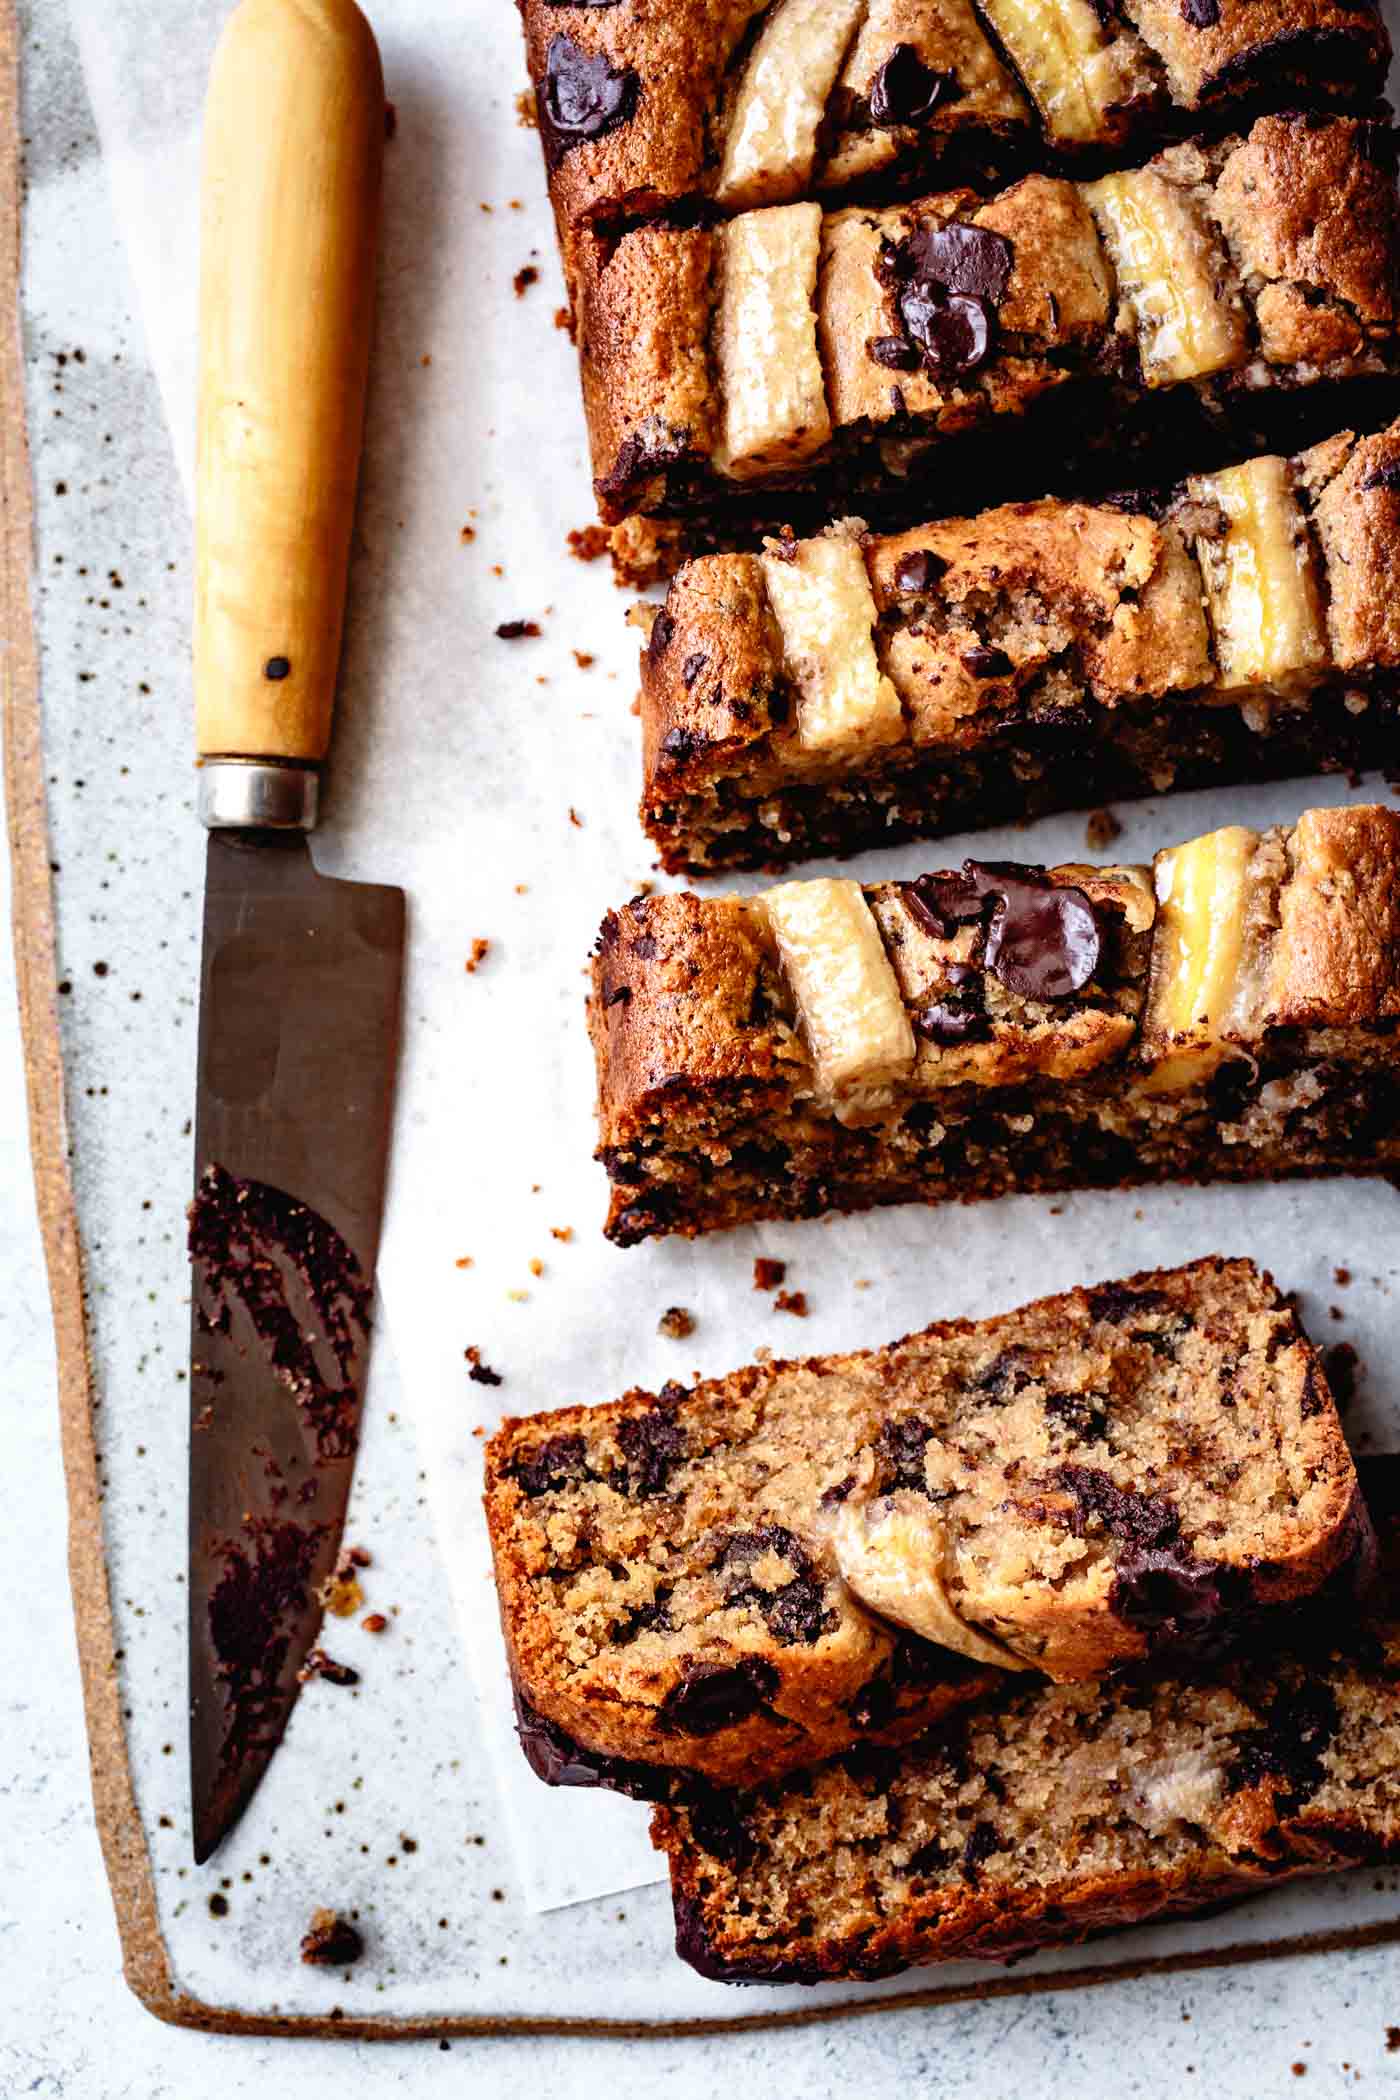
[574,115,1399,549]
[640,422,1400,874]
[652,1460,1400,1985]
[591,803,1400,1245]
[485,1258,1367,1793]
[521,0,1388,244]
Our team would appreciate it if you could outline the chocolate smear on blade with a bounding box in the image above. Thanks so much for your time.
[906,861,1101,1001]
[189,1163,371,1462]
[206,1517,329,1772]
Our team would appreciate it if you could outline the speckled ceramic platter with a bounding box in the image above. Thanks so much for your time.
[12,0,1400,2036]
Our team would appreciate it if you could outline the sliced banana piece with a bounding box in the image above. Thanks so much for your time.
[1187,457,1329,696]
[757,876,915,1117]
[717,0,867,210]
[713,203,832,482]
[833,1492,1031,1671]
[1084,168,1246,385]
[1140,823,1260,1092]
[760,535,905,761]
[978,0,1136,143]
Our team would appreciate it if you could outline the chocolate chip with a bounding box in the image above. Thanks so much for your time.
[893,548,949,593]
[869,43,954,126]
[960,1820,998,1881]
[648,607,675,663]
[655,1658,780,1735]
[1045,1391,1109,1442]
[610,1590,674,1644]
[659,725,705,765]
[539,34,638,165]
[1228,1679,1340,1804]
[1180,0,1220,24]
[820,1474,855,1509]
[1086,1283,1172,1325]
[906,223,1014,305]
[906,869,988,939]
[961,646,1013,679]
[867,333,920,371]
[681,651,709,688]
[1361,460,1400,493]
[684,1787,757,1869]
[509,1432,589,1498]
[718,1527,836,1646]
[615,1401,687,1497]
[897,282,992,381]
[982,870,1100,1001]
[914,997,989,1044]
[263,655,291,681]
[876,1414,936,1493]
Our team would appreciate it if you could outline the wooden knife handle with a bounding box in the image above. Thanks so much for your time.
[195,0,384,770]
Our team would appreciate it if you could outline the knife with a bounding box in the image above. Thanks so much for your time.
[186,0,403,1866]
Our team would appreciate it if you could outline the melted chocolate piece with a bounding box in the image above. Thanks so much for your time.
[539,34,638,166]
[681,650,709,688]
[906,862,1101,1002]
[892,547,949,593]
[1086,1282,1173,1325]
[961,646,1013,679]
[960,1819,999,1881]
[1181,0,1221,24]
[1229,1678,1340,1804]
[648,606,675,662]
[1361,460,1400,493]
[869,43,955,126]
[512,1684,675,1799]
[914,996,990,1044]
[189,1163,371,1462]
[876,1413,936,1493]
[1052,1465,1232,1642]
[906,222,1014,305]
[656,1658,781,1735]
[867,333,921,371]
[897,282,992,382]
[684,1786,758,1869]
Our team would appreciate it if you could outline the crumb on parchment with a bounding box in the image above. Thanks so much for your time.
[753,1258,786,1292]
[658,1306,695,1340]
[466,939,490,974]
[774,1289,808,1317]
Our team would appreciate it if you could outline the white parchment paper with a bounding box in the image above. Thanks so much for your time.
[65,0,1400,1915]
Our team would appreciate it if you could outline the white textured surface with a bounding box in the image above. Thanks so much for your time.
[8,0,1400,2080]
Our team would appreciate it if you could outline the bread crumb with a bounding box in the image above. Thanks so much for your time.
[775,1289,808,1317]
[496,619,540,640]
[568,807,583,828]
[658,1305,695,1340]
[573,650,595,669]
[568,524,610,562]
[550,1225,573,1242]
[513,265,539,297]
[455,1256,474,1270]
[466,1345,503,1387]
[1084,806,1123,852]
[301,1910,364,1967]
[515,89,537,128]
[460,524,476,543]
[466,938,490,974]
[362,1613,389,1634]
[318,1564,364,1617]
[1335,1266,1352,1286]
[753,1258,786,1292]
[507,1289,530,1304]
[528,1257,544,1278]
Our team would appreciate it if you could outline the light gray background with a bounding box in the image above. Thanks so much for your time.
[6,0,1400,2088]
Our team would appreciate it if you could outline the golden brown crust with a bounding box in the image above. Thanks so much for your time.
[1308,423,1400,669]
[574,222,718,524]
[1269,804,1400,1026]
[1209,116,1397,368]
[641,555,783,788]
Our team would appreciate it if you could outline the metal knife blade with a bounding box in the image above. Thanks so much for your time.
[188,834,402,1864]
[187,0,391,1862]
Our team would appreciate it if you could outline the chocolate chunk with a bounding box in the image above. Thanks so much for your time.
[1229,1679,1340,1804]
[616,1400,687,1497]
[869,43,954,126]
[512,1684,674,1799]
[1052,1464,1180,1552]
[719,1526,837,1646]
[1361,460,1400,493]
[656,1658,780,1735]
[1051,1464,1229,1640]
[897,281,992,381]
[1045,1391,1109,1442]
[263,655,291,681]
[960,1820,998,1881]
[876,1413,936,1493]
[1181,0,1221,24]
[868,333,920,371]
[893,548,949,593]
[684,1787,757,1869]
[597,430,684,502]
[509,1431,590,1499]
[1086,1283,1172,1325]
[906,223,1014,306]
[659,725,706,765]
[906,868,988,939]
[914,997,990,1044]
[681,651,709,688]
[961,646,1013,679]
[539,34,638,165]
[648,606,675,662]
[981,870,1100,1002]
[610,1590,674,1644]
[973,1346,1037,1400]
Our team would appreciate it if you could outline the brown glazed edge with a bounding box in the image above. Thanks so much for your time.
[8,0,1400,2042]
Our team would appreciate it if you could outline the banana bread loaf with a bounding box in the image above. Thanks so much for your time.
[485,1258,1366,1793]
[590,802,1400,1244]
[521,0,1389,243]
[652,1460,1400,1984]
[640,421,1400,873]
[573,114,1399,550]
